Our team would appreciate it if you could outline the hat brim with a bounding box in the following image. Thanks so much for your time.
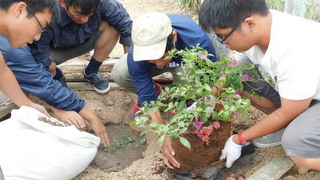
[133,39,167,61]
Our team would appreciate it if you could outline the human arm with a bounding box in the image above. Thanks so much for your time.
[0,53,50,117]
[78,107,110,147]
[237,97,311,143]
[221,97,312,167]
[147,110,180,169]
[128,53,180,168]
[2,40,85,112]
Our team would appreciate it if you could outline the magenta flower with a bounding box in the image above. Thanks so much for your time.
[193,121,204,129]
[183,131,189,135]
[241,74,250,81]
[227,60,236,67]
[235,89,244,95]
[200,53,207,60]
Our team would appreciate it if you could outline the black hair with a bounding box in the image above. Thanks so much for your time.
[199,0,269,32]
[64,0,100,15]
[165,32,174,52]
[0,0,60,20]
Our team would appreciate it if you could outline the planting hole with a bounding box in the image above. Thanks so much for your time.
[90,123,147,173]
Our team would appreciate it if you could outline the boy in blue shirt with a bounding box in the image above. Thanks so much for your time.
[30,0,132,94]
[112,12,217,168]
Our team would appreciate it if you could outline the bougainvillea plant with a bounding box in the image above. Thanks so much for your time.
[131,45,259,149]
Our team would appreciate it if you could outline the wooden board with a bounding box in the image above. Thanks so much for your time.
[247,158,294,180]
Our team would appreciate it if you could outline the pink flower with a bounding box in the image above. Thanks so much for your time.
[236,89,243,95]
[194,130,200,135]
[200,53,207,59]
[199,129,205,135]
[203,128,213,136]
[183,131,189,135]
[227,60,236,67]
[241,74,250,81]
[212,121,221,129]
[201,135,210,142]
[193,121,204,129]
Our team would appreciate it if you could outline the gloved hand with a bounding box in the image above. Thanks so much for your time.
[220,136,242,168]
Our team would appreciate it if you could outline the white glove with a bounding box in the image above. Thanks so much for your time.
[219,136,242,168]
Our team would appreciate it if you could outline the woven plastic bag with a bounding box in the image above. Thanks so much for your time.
[0,106,100,180]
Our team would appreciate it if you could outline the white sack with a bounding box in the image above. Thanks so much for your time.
[0,106,100,180]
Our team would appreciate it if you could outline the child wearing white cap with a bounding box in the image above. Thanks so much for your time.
[112,11,218,169]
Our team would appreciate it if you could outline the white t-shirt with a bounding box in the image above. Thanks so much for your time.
[236,10,320,100]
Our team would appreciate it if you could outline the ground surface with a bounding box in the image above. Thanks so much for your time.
[40,0,319,179]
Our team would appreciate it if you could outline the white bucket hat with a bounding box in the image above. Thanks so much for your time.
[132,12,172,61]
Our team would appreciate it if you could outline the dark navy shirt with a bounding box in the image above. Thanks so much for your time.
[0,36,85,112]
[128,14,217,106]
[30,0,132,67]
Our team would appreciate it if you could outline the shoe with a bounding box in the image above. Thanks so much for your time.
[252,129,285,148]
[53,68,68,88]
[83,69,110,94]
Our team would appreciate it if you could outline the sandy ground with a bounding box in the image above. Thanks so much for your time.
[56,0,319,179]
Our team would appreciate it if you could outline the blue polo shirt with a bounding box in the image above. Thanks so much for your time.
[128,14,217,106]
[0,36,85,112]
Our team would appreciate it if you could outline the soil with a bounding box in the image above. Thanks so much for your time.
[172,121,231,171]
[31,0,320,179]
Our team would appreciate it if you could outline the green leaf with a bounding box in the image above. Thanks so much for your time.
[129,121,136,127]
[179,136,191,149]
[149,122,159,128]
[204,84,211,92]
[140,129,148,136]
[157,135,165,147]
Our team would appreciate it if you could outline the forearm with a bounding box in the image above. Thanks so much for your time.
[239,110,291,143]
[237,98,312,144]
[147,109,164,125]
[78,106,101,124]
[78,106,109,146]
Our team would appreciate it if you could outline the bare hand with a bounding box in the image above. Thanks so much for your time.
[91,121,110,147]
[30,103,51,117]
[162,136,180,169]
[54,110,86,129]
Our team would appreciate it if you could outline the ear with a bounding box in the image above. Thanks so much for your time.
[244,17,256,31]
[13,2,28,18]
[172,30,178,43]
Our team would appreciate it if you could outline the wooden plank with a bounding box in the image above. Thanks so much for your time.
[309,174,320,180]
[58,57,173,83]
[247,158,294,180]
